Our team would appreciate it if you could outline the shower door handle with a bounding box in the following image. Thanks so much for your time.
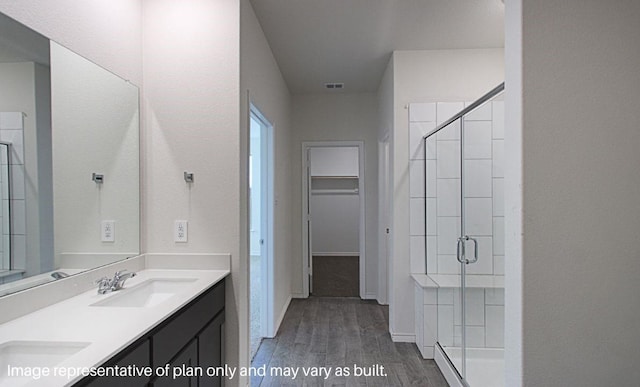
[456,236,479,264]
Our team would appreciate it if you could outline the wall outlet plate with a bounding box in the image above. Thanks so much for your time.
[101,220,115,242]
[175,220,188,243]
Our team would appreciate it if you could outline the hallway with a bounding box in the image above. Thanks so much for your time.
[251,297,447,386]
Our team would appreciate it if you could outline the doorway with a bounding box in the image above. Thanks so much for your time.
[249,106,274,359]
[302,142,365,298]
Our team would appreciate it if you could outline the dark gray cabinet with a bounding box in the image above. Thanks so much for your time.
[78,278,225,387]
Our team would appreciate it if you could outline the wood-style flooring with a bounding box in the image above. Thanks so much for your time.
[251,297,448,386]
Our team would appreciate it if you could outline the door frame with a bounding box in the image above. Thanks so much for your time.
[249,104,275,338]
[301,141,365,298]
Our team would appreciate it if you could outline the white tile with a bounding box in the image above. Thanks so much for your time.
[492,101,505,139]
[437,178,460,216]
[415,288,423,345]
[465,288,485,326]
[437,102,464,124]
[426,236,437,273]
[466,326,486,348]
[0,112,23,130]
[410,122,436,160]
[10,165,25,200]
[424,288,438,305]
[0,144,7,166]
[465,236,494,275]
[493,178,504,216]
[485,289,505,306]
[436,140,460,178]
[464,101,492,121]
[465,198,493,236]
[438,288,454,305]
[410,103,436,122]
[11,234,26,270]
[410,160,425,198]
[493,217,505,255]
[493,140,504,178]
[463,121,492,159]
[9,200,25,235]
[437,305,454,346]
[1,201,8,234]
[464,160,492,197]
[423,305,438,347]
[437,217,460,254]
[426,198,437,236]
[436,120,461,141]
[437,254,460,274]
[0,130,24,165]
[425,135,437,160]
[494,255,505,275]
[426,160,437,198]
[410,198,425,236]
[453,326,462,347]
[410,236,426,273]
[485,305,505,348]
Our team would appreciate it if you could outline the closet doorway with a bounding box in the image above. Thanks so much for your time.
[302,142,365,298]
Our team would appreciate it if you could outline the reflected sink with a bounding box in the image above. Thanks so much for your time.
[91,278,197,308]
[0,340,90,386]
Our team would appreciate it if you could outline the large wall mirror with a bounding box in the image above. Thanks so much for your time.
[0,12,139,296]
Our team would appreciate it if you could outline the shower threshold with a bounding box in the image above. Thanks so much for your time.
[436,345,504,387]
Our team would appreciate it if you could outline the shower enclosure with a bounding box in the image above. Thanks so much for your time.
[418,83,505,387]
[0,142,10,272]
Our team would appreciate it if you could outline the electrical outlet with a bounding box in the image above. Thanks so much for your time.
[101,220,115,242]
[175,220,188,243]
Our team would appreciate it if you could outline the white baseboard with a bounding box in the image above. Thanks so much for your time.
[390,332,416,343]
[362,293,377,300]
[270,295,292,338]
[291,292,306,298]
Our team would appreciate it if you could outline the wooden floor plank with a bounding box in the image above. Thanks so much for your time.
[251,297,447,386]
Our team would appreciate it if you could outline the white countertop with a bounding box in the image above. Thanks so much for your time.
[0,267,229,387]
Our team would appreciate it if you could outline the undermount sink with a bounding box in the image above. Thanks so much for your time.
[0,340,90,386]
[90,278,197,308]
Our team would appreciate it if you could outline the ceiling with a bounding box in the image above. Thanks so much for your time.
[250,0,505,94]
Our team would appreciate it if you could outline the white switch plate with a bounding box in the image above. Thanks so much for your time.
[101,220,115,242]
[175,220,188,242]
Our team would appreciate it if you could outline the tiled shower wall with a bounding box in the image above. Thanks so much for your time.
[408,101,505,275]
[0,112,27,279]
[410,101,506,353]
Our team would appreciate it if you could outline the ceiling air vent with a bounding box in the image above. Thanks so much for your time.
[324,82,344,90]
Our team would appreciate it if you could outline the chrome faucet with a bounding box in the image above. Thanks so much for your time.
[95,270,137,294]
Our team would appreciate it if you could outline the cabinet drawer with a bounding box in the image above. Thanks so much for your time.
[153,280,224,367]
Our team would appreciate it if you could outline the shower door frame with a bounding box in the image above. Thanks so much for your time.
[423,83,505,387]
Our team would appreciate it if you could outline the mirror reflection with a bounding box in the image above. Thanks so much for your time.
[0,12,140,296]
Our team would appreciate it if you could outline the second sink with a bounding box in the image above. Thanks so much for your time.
[90,278,197,308]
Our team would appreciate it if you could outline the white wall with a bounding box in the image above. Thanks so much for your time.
[387,49,504,340]
[291,93,379,298]
[506,1,640,385]
[0,0,142,85]
[240,0,294,339]
[142,1,242,385]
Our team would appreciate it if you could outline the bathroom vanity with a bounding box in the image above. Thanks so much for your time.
[0,254,230,387]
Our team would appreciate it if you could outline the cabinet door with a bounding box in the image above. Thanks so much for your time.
[152,339,198,387]
[199,312,225,387]
[82,340,150,387]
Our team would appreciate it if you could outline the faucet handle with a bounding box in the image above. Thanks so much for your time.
[95,276,110,285]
